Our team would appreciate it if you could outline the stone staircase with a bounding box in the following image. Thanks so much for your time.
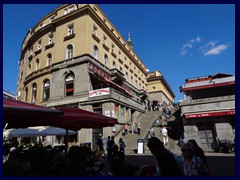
[114,110,181,154]
[114,111,160,154]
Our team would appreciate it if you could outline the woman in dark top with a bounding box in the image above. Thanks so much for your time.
[188,139,209,170]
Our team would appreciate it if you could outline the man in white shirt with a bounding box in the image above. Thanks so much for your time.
[161,126,168,146]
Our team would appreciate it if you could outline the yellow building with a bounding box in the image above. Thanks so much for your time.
[147,71,175,106]
[17,4,150,148]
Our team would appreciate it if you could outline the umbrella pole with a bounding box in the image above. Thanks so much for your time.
[65,128,69,165]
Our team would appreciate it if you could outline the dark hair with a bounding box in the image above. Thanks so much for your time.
[188,139,199,148]
[147,137,164,149]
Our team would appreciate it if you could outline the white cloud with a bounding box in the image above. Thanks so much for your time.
[180,37,201,56]
[196,37,201,42]
[204,44,228,56]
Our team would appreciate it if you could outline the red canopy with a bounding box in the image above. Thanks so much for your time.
[3,98,118,131]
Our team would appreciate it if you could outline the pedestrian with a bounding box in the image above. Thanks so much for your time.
[131,122,136,134]
[110,144,125,175]
[187,139,209,172]
[107,136,115,161]
[137,122,141,135]
[149,127,155,138]
[122,128,126,137]
[124,123,129,135]
[147,137,184,176]
[97,134,103,150]
[180,143,208,176]
[119,138,126,158]
[161,126,168,146]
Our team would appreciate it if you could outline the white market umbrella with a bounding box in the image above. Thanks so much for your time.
[3,128,41,138]
[38,126,76,136]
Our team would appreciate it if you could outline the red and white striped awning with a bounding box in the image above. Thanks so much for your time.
[184,110,235,119]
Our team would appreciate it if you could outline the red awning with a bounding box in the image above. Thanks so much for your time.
[4,98,118,131]
[184,110,235,119]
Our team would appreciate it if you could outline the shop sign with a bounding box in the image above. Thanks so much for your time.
[89,62,110,79]
[89,88,110,97]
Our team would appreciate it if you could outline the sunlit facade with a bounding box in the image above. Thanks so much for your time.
[17,4,150,148]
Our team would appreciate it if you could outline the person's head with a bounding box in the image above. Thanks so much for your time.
[111,136,114,140]
[147,137,164,156]
[119,138,123,142]
[181,143,194,158]
[188,139,198,148]
[107,136,110,139]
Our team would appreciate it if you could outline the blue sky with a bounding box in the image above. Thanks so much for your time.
[3,4,235,101]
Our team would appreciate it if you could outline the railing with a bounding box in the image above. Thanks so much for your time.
[181,95,235,105]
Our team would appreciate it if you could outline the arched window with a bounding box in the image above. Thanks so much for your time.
[104,54,108,67]
[47,54,52,66]
[126,72,129,82]
[112,61,116,68]
[43,80,50,101]
[66,45,73,59]
[120,67,123,73]
[93,45,98,60]
[65,74,74,96]
[36,59,39,70]
[32,83,37,104]
[28,64,31,74]
[25,87,28,102]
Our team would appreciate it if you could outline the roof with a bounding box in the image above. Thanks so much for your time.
[182,75,235,91]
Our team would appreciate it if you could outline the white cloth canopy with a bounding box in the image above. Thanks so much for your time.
[3,128,41,138]
[3,127,76,138]
[38,126,76,136]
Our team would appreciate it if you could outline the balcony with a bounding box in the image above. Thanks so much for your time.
[45,43,55,50]
[110,68,125,82]
[64,33,75,41]
[92,33,100,43]
[88,87,144,110]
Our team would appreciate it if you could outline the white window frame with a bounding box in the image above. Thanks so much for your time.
[93,25,97,36]
[66,45,73,59]
[68,25,74,36]
[38,40,41,50]
[49,34,54,44]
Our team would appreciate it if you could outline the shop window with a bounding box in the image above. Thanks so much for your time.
[32,84,37,104]
[93,45,99,60]
[65,75,74,96]
[43,80,50,101]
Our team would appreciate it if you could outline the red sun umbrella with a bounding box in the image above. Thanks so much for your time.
[56,107,118,131]
[4,98,118,131]
[3,98,64,129]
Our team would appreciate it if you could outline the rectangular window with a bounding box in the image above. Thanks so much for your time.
[69,6,74,13]
[66,82,74,96]
[68,25,74,35]
[32,90,37,104]
[43,88,50,101]
[93,25,97,36]
[38,40,41,50]
[103,35,107,44]
[112,44,115,52]
[49,34,53,44]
